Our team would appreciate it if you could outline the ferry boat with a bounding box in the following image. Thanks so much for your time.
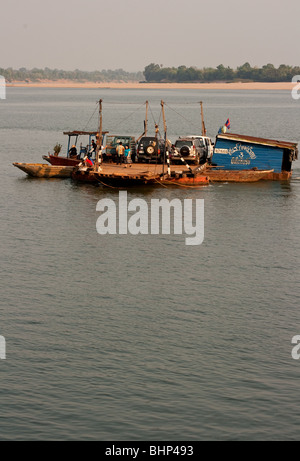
[210,133,298,181]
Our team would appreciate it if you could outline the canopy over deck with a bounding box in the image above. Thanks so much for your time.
[63,130,109,136]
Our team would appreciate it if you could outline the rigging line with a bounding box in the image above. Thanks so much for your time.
[148,103,157,126]
[157,108,162,128]
[112,102,147,130]
[75,103,99,145]
[103,101,147,105]
[95,178,119,189]
[153,177,169,188]
[164,102,201,131]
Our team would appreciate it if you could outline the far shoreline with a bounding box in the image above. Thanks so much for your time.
[6,80,296,90]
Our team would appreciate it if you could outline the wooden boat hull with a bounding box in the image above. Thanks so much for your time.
[72,168,159,186]
[204,169,274,182]
[43,155,81,166]
[13,163,74,178]
[259,170,292,181]
[162,175,209,186]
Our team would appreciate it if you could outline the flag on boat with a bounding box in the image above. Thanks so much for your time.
[218,118,231,134]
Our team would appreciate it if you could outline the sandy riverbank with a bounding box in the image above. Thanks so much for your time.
[6,80,295,90]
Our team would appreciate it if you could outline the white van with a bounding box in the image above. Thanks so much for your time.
[185,135,214,160]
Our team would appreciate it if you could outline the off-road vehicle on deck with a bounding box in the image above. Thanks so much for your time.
[137,136,167,163]
[170,135,213,164]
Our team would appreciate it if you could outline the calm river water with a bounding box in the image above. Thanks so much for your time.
[1,87,300,440]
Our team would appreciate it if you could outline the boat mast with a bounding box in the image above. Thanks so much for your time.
[144,100,148,136]
[136,100,149,143]
[161,100,167,135]
[95,99,103,169]
[161,100,170,178]
[200,101,207,136]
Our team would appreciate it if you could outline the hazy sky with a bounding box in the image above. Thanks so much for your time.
[1,0,300,71]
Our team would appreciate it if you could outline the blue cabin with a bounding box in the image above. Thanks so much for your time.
[212,133,298,177]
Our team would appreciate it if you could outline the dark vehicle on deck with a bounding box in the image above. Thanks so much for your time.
[137,136,167,163]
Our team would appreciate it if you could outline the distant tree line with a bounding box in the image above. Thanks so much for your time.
[144,63,300,83]
[1,63,300,83]
[0,67,144,82]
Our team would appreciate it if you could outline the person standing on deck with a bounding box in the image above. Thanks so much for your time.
[91,139,97,153]
[124,145,131,164]
[88,139,97,159]
[116,142,125,165]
